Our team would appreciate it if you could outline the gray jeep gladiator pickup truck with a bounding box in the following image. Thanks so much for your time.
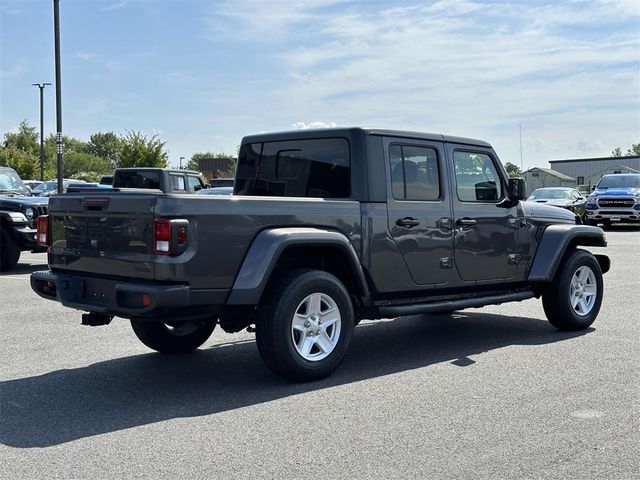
[31,128,610,381]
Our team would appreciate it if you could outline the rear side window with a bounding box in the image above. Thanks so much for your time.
[113,171,160,189]
[389,145,440,201]
[235,138,350,198]
[453,151,502,202]
[171,174,186,191]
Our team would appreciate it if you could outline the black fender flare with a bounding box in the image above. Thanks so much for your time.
[528,224,609,283]
[226,227,370,305]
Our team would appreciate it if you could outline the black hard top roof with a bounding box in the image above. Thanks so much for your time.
[241,127,491,148]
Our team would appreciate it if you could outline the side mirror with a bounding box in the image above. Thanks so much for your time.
[591,185,596,191]
[508,177,526,201]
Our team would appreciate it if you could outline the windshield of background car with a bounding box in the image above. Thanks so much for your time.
[33,181,57,193]
[234,138,350,198]
[596,175,640,189]
[528,189,572,200]
[0,169,29,194]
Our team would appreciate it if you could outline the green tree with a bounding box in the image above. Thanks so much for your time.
[611,147,623,157]
[85,132,121,168]
[0,146,39,179]
[626,143,640,156]
[61,151,111,182]
[504,162,522,177]
[117,131,168,168]
[3,120,39,155]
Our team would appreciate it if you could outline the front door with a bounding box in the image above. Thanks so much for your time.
[385,138,453,287]
[447,145,518,282]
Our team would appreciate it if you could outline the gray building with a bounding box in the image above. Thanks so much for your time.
[549,155,640,189]
[523,167,576,192]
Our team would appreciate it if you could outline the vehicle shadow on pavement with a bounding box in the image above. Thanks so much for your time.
[0,312,592,448]
[1,261,48,275]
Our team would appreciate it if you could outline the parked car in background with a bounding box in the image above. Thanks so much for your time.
[195,186,233,196]
[66,182,113,193]
[23,180,44,191]
[99,175,114,185]
[585,173,640,227]
[0,166,48,271]
[526,187,587,220]
[31,179,86,196]
[113,168,206,193]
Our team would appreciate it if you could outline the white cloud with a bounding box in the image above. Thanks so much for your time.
[200,0,639,166]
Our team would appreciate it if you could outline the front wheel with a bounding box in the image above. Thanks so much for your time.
[130,318,216,354]
[255,269,354,382]
[542,249,604,330]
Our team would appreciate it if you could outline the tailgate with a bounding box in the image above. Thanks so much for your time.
[48,193,156,279]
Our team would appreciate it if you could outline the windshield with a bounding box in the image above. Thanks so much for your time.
[528,189,572,200]
[0,169,29,194]
[33,181,58,192]
[596,175,640,189]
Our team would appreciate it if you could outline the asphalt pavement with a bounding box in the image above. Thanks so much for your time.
[1,228,638,479]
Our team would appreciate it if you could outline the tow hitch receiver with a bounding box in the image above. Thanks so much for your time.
[81,313,113,326]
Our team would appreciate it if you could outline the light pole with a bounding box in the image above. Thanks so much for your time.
[179,156,185,169]
[32,83,51,181]
[53,0,63,193]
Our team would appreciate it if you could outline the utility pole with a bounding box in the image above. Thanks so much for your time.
[519,123,523,172]
[53,0,63,193]
[179,156,185,169]
[32,83,51,181]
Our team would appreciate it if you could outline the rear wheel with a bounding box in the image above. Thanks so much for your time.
[255,269,354,382]
[0,230,20,272]
[542,249,603,330]
[130,318,215,354]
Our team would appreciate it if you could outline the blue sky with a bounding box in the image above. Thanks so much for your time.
[1,0,638,169]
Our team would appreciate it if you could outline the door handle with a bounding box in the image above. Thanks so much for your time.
[396,217,420,228]
[456,218,477,228]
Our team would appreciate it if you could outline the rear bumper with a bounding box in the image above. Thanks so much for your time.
[30,270,228,319]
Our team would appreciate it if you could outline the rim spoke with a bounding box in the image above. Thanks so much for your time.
[572,296,581,309]
[579,267,590,283]
[584,285,597,296]
[320,316,339,329]
[300,336,314,357]
[578,297,589,313]
[292,313,308,332]
[309,294,322,316]
[316,331,335,353]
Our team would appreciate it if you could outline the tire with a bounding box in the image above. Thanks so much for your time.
[542,249,603,331]
[255,269,354,382]
[0,230,20,272]
[130,318,216,354]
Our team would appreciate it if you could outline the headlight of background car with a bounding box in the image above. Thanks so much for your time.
[25,207,34,219]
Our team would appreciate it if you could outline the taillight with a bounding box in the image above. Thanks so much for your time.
[154,218,189,256]
[154,219,171,255]
[36,215,49,246]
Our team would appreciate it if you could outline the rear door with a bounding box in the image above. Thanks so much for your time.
[384,137,453,286]
[446,144,518,282]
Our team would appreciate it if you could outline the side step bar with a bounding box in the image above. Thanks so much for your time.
[378,290,536,317]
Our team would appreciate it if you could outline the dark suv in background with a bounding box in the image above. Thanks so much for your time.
[0,166,48,271]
